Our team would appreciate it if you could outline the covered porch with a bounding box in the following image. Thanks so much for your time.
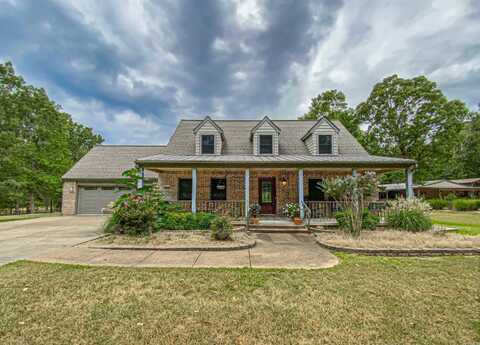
[139,164,415,219]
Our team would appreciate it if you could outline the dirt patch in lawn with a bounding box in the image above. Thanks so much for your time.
[89,231,255,250]
[317,230,480,250]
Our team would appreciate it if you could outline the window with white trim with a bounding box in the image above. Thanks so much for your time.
[318,135,332,154]
[201,135,215,154]
[259,135,273,154]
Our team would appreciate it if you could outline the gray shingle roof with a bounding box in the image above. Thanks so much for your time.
[64,118,416,181]
[165,119,368,155]
[62,145,167,180]
[380,180,480,191]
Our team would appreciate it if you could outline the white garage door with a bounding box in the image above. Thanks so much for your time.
[77,186,132,214]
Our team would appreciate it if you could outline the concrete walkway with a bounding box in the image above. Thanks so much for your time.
[33,233,338,269]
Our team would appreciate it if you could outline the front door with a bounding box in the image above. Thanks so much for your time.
[258,177,276,214]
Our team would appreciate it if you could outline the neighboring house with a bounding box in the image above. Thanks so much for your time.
[379,179,480,199]
[62,116,416,216]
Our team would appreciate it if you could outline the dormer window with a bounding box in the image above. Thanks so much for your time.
[259,135,273,154]
[201,135,215,154]
[318,135,332,154]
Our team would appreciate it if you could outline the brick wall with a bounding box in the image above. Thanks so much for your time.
[156,169,356,214]
[62,181,77,215]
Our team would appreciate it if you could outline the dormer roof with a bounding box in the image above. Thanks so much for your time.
[192,116,224,134]
[301,116,340,141]
[250,116,281,135]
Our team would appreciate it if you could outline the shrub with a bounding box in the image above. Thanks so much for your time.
[336,209,379,231]
[386,198,432,232]
[452,199,478,211]
[111,193,156,235]
[154,212,217,230]
[428,199,449,210]
[211,216,233,241]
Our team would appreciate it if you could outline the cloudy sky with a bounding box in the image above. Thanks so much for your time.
[1,0,479,144]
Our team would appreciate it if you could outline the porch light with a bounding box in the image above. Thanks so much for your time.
[281,176,288,187]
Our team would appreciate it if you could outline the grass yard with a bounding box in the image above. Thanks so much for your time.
[1,256,479,345]
[431,210,480,236]
[0,213,60,223]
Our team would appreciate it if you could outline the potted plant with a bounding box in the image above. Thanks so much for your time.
[283,203,302,225]
[249,203,261,224]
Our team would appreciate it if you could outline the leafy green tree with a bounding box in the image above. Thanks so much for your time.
[0,61,103,213]
[299,89,363,140]
[453,111,480,177]
[356,75,470,182]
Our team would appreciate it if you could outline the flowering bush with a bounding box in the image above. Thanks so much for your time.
[282,202,300,218]
[386,197,432,232]
[108,193,156,235]
[322,171,378,237]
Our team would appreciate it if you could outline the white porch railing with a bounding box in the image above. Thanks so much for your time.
[305,201,388,219]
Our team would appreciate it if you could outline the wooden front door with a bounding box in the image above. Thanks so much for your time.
[258,177,276,214]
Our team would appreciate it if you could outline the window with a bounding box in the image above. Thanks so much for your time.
[318,135,332,154]
[201,135,215,154]
[259,135,273,154]
[178,178,192,200]
[210,178,227,200]
[308,179,326,201]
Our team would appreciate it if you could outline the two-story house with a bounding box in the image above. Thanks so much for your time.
[62,116,416,217]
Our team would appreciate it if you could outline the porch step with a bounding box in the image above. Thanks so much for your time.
[248,223,310,234]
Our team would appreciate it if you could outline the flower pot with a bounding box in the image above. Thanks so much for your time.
[293,217,303,225]
[250,217,259,225]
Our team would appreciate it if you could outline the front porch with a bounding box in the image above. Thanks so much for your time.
[143,167,407,219]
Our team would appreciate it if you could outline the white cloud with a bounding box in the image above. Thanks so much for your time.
[61,96,169,145]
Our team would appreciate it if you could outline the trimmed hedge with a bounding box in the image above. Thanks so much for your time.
[154,212,217,230]
[428,199,449,210]
[452,199,479,211]
[336,210,380,231]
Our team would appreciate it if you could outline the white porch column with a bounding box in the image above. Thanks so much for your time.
[406,166,414,199]
[298,169,304,219]
[244,168,250,217]
[137,167,144,189]
[192,168,197,213]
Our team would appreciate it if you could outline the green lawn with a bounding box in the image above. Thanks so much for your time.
[1,256,479,345]
[0,213,60,223]
[431,210,480,236]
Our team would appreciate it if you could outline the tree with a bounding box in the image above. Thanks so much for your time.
[322,172,378,237]
[0,61,103,213]
[453,111,480,177]
[356,75,470,182]
[299,90,363,140]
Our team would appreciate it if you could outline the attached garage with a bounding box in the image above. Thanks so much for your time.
[61,145,166,215]
[77,186,131,214]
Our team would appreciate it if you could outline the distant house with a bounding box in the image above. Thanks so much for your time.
[379,179,480,199]
[62,116,416,216]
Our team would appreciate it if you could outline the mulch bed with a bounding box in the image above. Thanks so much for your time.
[87,230,256,251]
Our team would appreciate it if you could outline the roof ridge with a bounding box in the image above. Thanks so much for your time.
[96,144,167,147]
[178,119,319,122]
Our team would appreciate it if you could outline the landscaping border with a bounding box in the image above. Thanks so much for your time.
[87,230,256,252]
[315,235,480,257]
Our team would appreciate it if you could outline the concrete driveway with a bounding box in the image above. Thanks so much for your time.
[0,216,105,265]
